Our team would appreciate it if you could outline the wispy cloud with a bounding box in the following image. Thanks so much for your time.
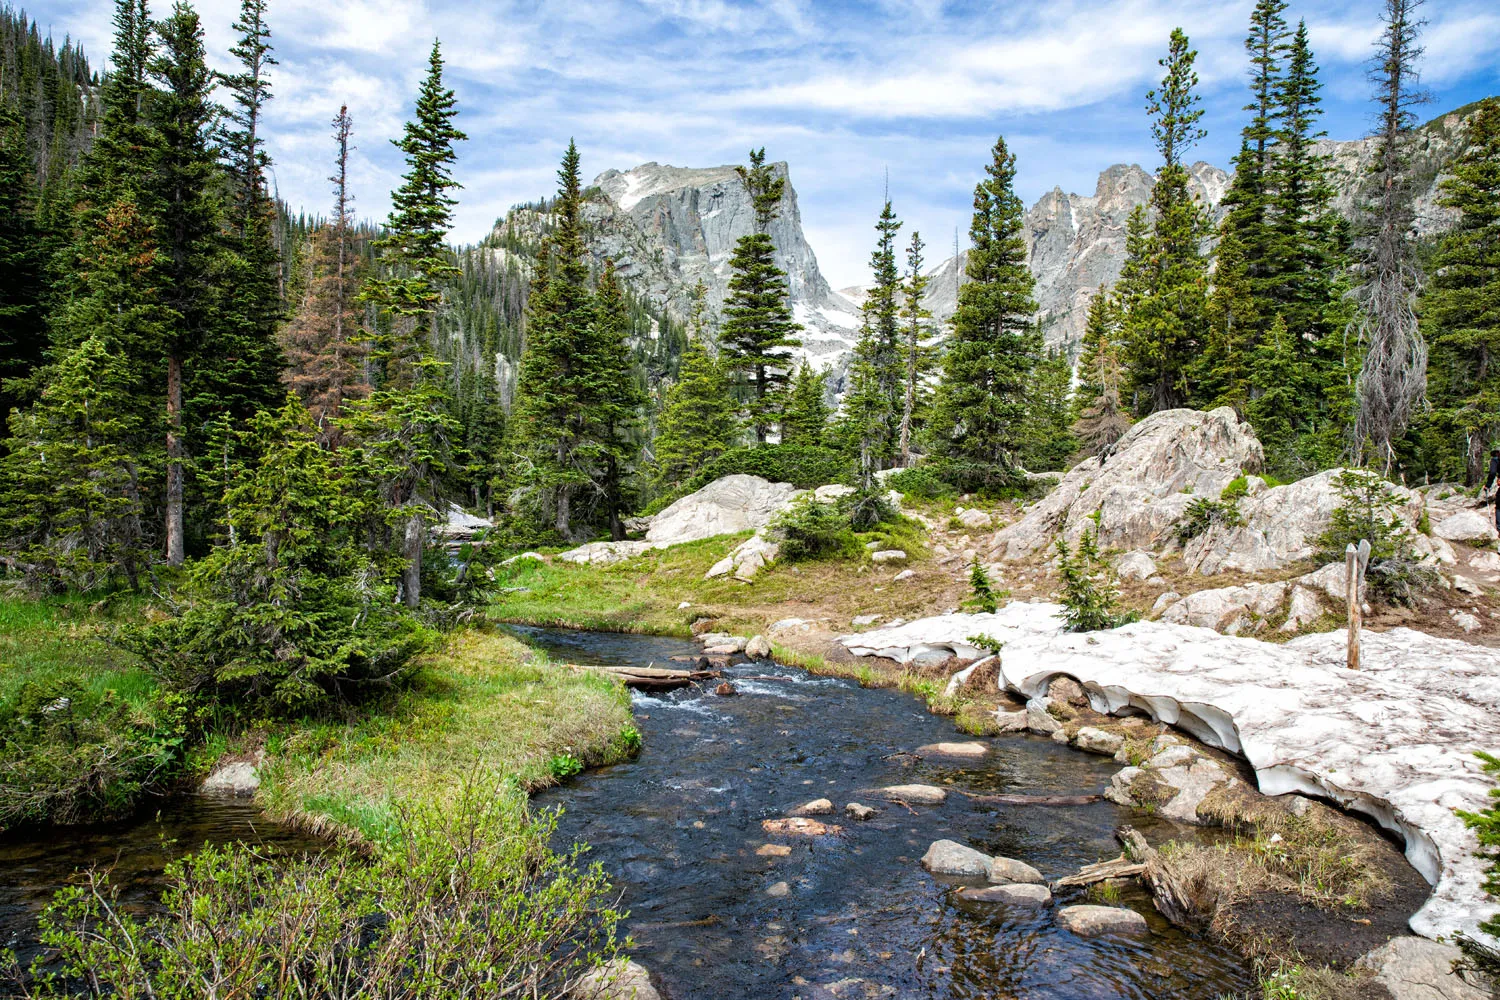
[37,0,1500,287]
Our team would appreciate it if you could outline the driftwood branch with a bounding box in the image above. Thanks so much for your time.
[959,791,1102,806]
[1119,827,1214,932]
[1054,855,1146,887]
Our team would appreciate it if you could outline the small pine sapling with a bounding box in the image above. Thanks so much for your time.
[1055,529,1137,632]
[964,559,999,614]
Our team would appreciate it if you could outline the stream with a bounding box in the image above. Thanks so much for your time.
[519,626,1254,1000]
[1,627,1254,998]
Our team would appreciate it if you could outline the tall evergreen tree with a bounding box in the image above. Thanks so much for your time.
[866,199,903,456]
[1121,28,1211,413]
[513,142,597,539]
[836,322,890,493]
[1351,0,1428,470]
[1423,98,1500,484]
[928,134,1040,486]
[720,148,801,441]
[653,337,735,489]
[898,230,935,467]
[1022,348,1076,470]
[149,2,221,566]
[365,39,467,385]
[0,94,44,418]
[1193,229,1260,410]
[782,360,830,448]
[587,261,646,540]
[1218,0,1289,298]
[353,40,466,604]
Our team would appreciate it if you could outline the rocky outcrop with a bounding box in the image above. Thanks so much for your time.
[560,475,801,566]
[990,407,1262,560]
[838,602,1500,942]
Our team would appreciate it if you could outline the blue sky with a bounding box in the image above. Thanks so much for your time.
[39,0,1500,288]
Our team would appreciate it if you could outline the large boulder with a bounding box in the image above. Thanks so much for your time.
[1355,937,1490,1000]
[646,474,802,545]
[1159,581,1288,634]
[1433,509,1500,545]
[991,407,1262,560]
[705,532,780,581]
[921,840,993,876]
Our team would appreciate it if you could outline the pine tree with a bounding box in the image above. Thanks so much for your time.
[1121,28,1211,413]
[586,261,646,540]
[513,142,597,539]
[0,94,44,418]
[782,360,829,448]
[365,39,467,386]
[653,338,735,489]
[0,334,146,593]
[898,230,935,467]
[836,322,890,493]
[720,148,802,441]
[1350,0,1428,470]
[280,106,367,437]
[1194,229,1260,409]
[1247,314,1310,473]
[1423,98,1500,484]
[1073,291,1133,460]
[929,134,1040,488]
[149,2,222,567]
[1218,0,1289,300]
[1022,348,1075,470]
[866,199,903,455]
[353,40,466,603]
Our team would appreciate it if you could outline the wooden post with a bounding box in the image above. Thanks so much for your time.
[1345,540,1370,670]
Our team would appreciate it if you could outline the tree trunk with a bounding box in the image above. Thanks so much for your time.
[401,512,423,609]
[555,486,571,540]
[607,454,625,541]
[165,354,185,566]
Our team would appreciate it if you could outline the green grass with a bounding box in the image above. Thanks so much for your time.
[0,594,154,711]
[258,629,639,844]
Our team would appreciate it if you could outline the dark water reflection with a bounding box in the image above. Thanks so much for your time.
[0,796,326,968]
[517,626,1253,1000]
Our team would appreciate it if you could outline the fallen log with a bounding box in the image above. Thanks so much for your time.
[1054,855,1147,887]
[570,664,716,691]
[960,792,1102,806]
[1119,827,1215,932]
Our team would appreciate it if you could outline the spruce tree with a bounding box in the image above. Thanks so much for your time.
[366,39,467,385]
[720,148,801,441]
[149,2,222,566]
[1350,0,1428,469]
[782,360,830,448]
[0,334,146,593]
[866,199,903,454]
[0,95,44,418]
[1247,314,1311,474]
[836,321,890,493]
[1423,98,1500,483]
[1218,0,1289,300]
[929,134,1040,488]
[1072,289,1132,456]
[1121,28,1211,413]
[352,40,466,603]
[1194,229,1259,410]
[1023,348,1076,470]
[653,338,735,489]
[898,230,935,467]
[513,142,597,539]
[586,261,646,540]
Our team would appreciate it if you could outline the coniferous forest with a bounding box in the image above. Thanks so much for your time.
[3,0,1500,995]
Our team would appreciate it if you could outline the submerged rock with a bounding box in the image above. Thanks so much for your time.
[920,840,992,877]
[792,798,833,816]
[1057,905,1149,936]
[756,844,793,857]
[878,784,947,805]
[915,741,988,758]
[959,882,1051,905]
[762,818,842,836]
[844,802,876,821]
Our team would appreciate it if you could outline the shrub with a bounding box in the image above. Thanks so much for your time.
[925,457,1026,497]
[1055,530,1137,632]
[0,681,185,830]
[769,495,857,562]
[963,561,1000,614]
[684,445,852,493]
[1175,496,1245,542]
[19,781,626,998]
[847,487,894,532]
[114,400,436,712]
[884,466,956,500]
[1316,470,1435,606]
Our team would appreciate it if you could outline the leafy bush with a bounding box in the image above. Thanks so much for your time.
[1175,496,1245,542]
[115,400,436,712]
[884,466,956,500]
[548,753,583,779]
[924,457,1027,497]
[19,781,627,998]
[684,445,852,493]
[769,495,857,562]
[0,681,185,830]
[1055,530,1137,632]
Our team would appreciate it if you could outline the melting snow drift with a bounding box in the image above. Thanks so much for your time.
[841,603,1500,941]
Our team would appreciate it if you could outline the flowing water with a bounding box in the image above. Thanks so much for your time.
[517,626,1254,1000]
[1,627,1254,998]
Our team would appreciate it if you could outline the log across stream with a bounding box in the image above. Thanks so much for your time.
[516,626,1253,1000]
